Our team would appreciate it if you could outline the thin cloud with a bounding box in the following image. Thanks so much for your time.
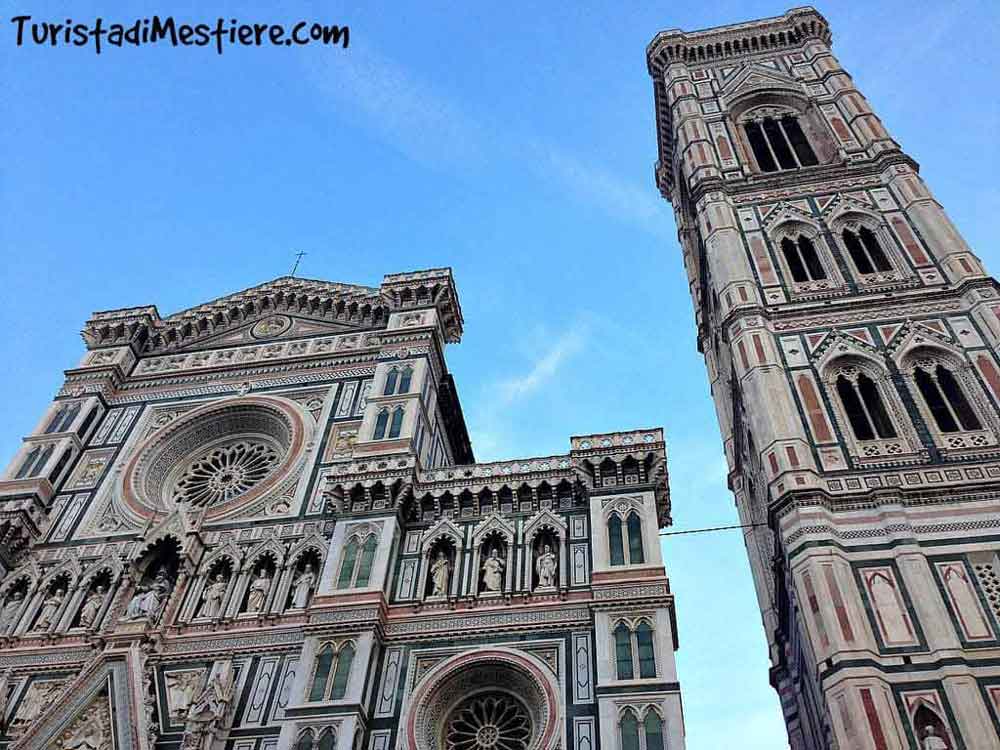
[303,45,669,236]
[496,324,587,404]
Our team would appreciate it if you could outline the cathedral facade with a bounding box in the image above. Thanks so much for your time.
[648,6,1000,750]
[0,269,685,750]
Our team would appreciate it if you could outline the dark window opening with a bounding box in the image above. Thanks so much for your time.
[744,121,777,172]
[781,115,819,166]
[762,117,797,170]
[915,368,960,433]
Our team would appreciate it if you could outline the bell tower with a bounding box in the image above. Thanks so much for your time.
[649,7,1000,749]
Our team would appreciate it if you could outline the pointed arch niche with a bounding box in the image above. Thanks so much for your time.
[523,510,567,592]
[417,518,463,601]
[471,514,515,597]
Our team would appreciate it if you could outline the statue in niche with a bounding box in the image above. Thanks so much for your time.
[290,567,316,609]
[77,585,107,629]
[181,667,234,750]
[0,591,24,632]
[429,550,451,597]
[535,544,558,589]
[245,569,271,613]
[199,574,228,619]
[166,671,206,720]
[480,547,505,593]
[124,567,173,622]
[34,588,65,631]
[921,726,948,750]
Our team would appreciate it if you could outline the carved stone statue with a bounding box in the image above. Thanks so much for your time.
[34,588,65,631]
[60,714,107,750]
[245,569,271,613]
[0,669,11,734]
[481,547,505,593]
[13,680,60,727]
[166,671,206,720]
[181,666,234,750]
[290,568,315,609]
[535,544,557,589]
[429,551,451,597]
[0,591,25,633]
[77,585,106,629]
[125,567,173,622]
[199,575,228,619]
[921,726,948,750]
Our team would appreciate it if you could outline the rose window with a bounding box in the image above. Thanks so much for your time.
[444,692,532,750]
[172,440,281,506]
[123,398,311,518]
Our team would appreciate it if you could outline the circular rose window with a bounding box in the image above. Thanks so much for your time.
[171,439,282,506]
[123,396,310,519]
[404,648,561,750]
[445,692,532,750]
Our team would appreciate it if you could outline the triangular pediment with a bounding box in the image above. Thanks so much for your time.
[721,62,806,105]
[171,313,363,353]
[11,648,145,750]
[139,276,387,355]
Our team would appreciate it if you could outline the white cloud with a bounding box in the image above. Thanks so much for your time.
[496,324,587,404]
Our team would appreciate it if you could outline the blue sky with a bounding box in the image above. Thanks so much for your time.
[2,1,999,747]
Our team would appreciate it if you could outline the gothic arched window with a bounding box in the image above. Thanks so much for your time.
[330,642,354,699]
[744,113,819,173]
[296,729,315,750]
[627,512,645,565]
[835,372,897,441]
[914,363,982,433]
[615,622,634,680]
[15,446,41,479]
[383,368,398,396]
[644,710,666,750]
[336,539,360,589]
[843,227,891,274]
[317,730,336,750]
[609,511,645,567]
[309,642,355,702]
[337,534,377,589]
[45,405,68,434]
[636,621,657,678]
[354,535,377,587]
[780,236,826,283]
[309,646,334,701]
[620,709,641,750]
[609,515,626,566]
[398,366,413,393]
[373,410,389,440]
[388,407,405,439]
